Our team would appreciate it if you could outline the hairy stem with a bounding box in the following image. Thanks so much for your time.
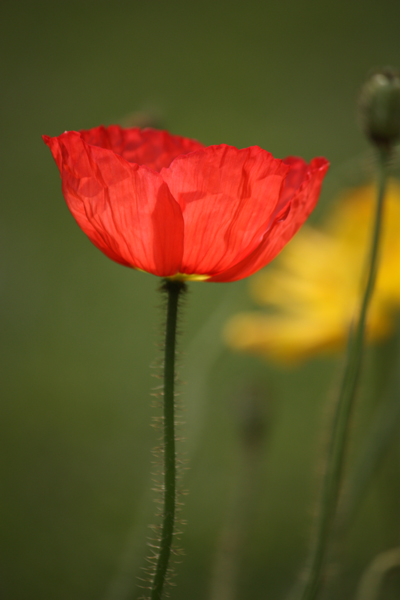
[150,279,186,600]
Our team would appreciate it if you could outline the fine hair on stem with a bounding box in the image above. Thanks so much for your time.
[139,279,187,600]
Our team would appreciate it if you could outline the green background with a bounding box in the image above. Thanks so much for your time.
[2,1,400,599]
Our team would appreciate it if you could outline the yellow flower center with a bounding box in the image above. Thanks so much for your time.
[167,272,210,282]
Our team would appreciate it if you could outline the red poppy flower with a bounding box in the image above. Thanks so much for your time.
[43,126,328,282]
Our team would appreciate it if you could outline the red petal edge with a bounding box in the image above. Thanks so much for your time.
[208,157,329,282]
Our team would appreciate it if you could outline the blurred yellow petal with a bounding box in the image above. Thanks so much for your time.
[224,310,391,364]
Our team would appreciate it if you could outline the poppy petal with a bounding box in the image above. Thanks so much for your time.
[161,145,289,276]
[77,125,204,172]
[208,157,329,282]
[43,132,184,276]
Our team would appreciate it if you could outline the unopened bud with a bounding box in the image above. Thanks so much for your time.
[359,68,400,147]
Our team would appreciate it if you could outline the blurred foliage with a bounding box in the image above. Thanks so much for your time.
[2,1,400,599]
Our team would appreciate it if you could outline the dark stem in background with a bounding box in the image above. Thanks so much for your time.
[298,147,390,600]
[150,279,186,600]
[209,386,269,600]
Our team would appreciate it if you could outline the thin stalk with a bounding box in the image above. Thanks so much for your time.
[150,279,186,600]
[299,147,389,600]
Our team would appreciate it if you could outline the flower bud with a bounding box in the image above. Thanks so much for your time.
[359,68,400,147]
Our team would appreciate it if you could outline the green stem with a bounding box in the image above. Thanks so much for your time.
[299,147,389,600]
[151,279,186,600]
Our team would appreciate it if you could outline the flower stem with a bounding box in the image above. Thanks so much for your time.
[151,279,186,600]
[299,147,389,600]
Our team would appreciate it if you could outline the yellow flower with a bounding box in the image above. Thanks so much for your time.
[224,180,400,364]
